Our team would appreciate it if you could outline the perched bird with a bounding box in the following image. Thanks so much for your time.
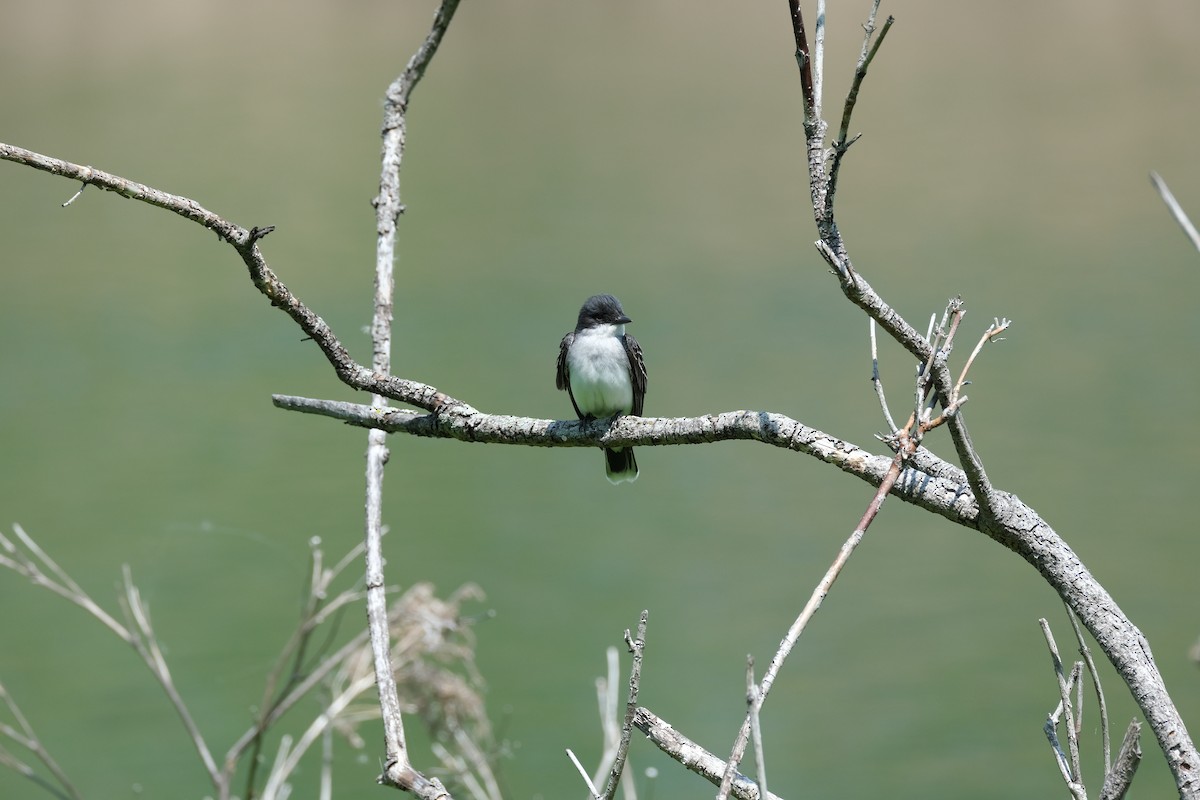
[556,294,647,484]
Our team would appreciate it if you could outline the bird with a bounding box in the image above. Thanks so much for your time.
[556,294,647,484]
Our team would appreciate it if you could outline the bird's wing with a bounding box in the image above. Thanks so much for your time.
[623,334,647,416]
[556,332,584,418]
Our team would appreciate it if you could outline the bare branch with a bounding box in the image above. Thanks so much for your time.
[320,724,334,800]
[829,4,893,206]
[837,2,891,147]
[1150,171,1200,253]
[0,141,448,414]
[813,0,825,117]
[1065,603,1111,774]
[0,680,82,800]
[224,627,372,780]
[566,748,601,799]
[260,672,378,799]
[1040,619,1085,799]
[787,0,816,120]
[0,525,130,642]
[1099,719,1142,800]
[632,707,783,800]
[777,0,1200,789]
[599,611,648,800]
[272,394,984,529]
[0,144,245,238]
[228,536,368,797]
[119,566,221,787]
[2,0,1197,793]
[363,1,463,796]
[869,320,899,433]
[430,727,502,800]
[719,447,910,798]
[951,318,1011,401]
[746,661,768,800]
[590,649,621,792]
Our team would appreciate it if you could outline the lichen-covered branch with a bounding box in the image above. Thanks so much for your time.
[367,1,462,797]
[782,2,1198,794]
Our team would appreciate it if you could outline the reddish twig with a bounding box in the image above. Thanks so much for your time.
[717,445,910,799]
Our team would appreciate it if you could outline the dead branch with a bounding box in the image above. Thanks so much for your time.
[632,707,783,800]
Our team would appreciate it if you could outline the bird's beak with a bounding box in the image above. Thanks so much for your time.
[617,315,632,325]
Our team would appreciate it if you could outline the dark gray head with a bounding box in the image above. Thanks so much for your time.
[575,294,632,331]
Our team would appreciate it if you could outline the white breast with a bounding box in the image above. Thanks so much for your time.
[567,324,633,417]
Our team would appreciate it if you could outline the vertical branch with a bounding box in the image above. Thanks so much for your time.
[599,611,649,800]
[745,660,768,800]
[788,0,837,279]
[1065,603,1111,773]
[1149,171,1200,253]
[1040,619,1085,796]
[869,320,899,433]
[827,4,892,209]
[812,0,826,118]
[788,0,816,120]
[367,0,462,793]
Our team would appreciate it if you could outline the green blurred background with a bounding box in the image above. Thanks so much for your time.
[2,1,1199,798]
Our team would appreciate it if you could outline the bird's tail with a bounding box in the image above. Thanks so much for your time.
[605,447,638,484]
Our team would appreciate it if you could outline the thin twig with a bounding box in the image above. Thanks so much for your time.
[746,660,768,800]
[813,0,825,118]
[918,311,1007,432]
[1044,703,1076,791]
[1,525,129,641]
[120,566,222,788]
[243,541,327,798]
[0,139,450,413]
[951,318,1010,401]
[599,611,649,800]
[1065,603,1111,773]
[828,4,892,205]
[914,299,961,432]
[787,0,816,119]
[1,525,385,800]
[0,680,82,800]
[1149,171,1200,253]
[632,707,783,800]
[870,320,899,433]
[320,723,334,800]
[567,748,601,799]
[1045,703,1088,800]
[0,747,76,800]
[236,537,365,799]
[717,447,910,799]
[441,727,503,800]
[261,735,293,800]
[587,647,621,794]
[837,1,888,147]
[1041,619,1086,799]
[224,626,371,778]
[260,673,377,799]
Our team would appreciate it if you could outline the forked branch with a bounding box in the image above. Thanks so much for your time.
[781,2,1197,796]
[367,1,462,796]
